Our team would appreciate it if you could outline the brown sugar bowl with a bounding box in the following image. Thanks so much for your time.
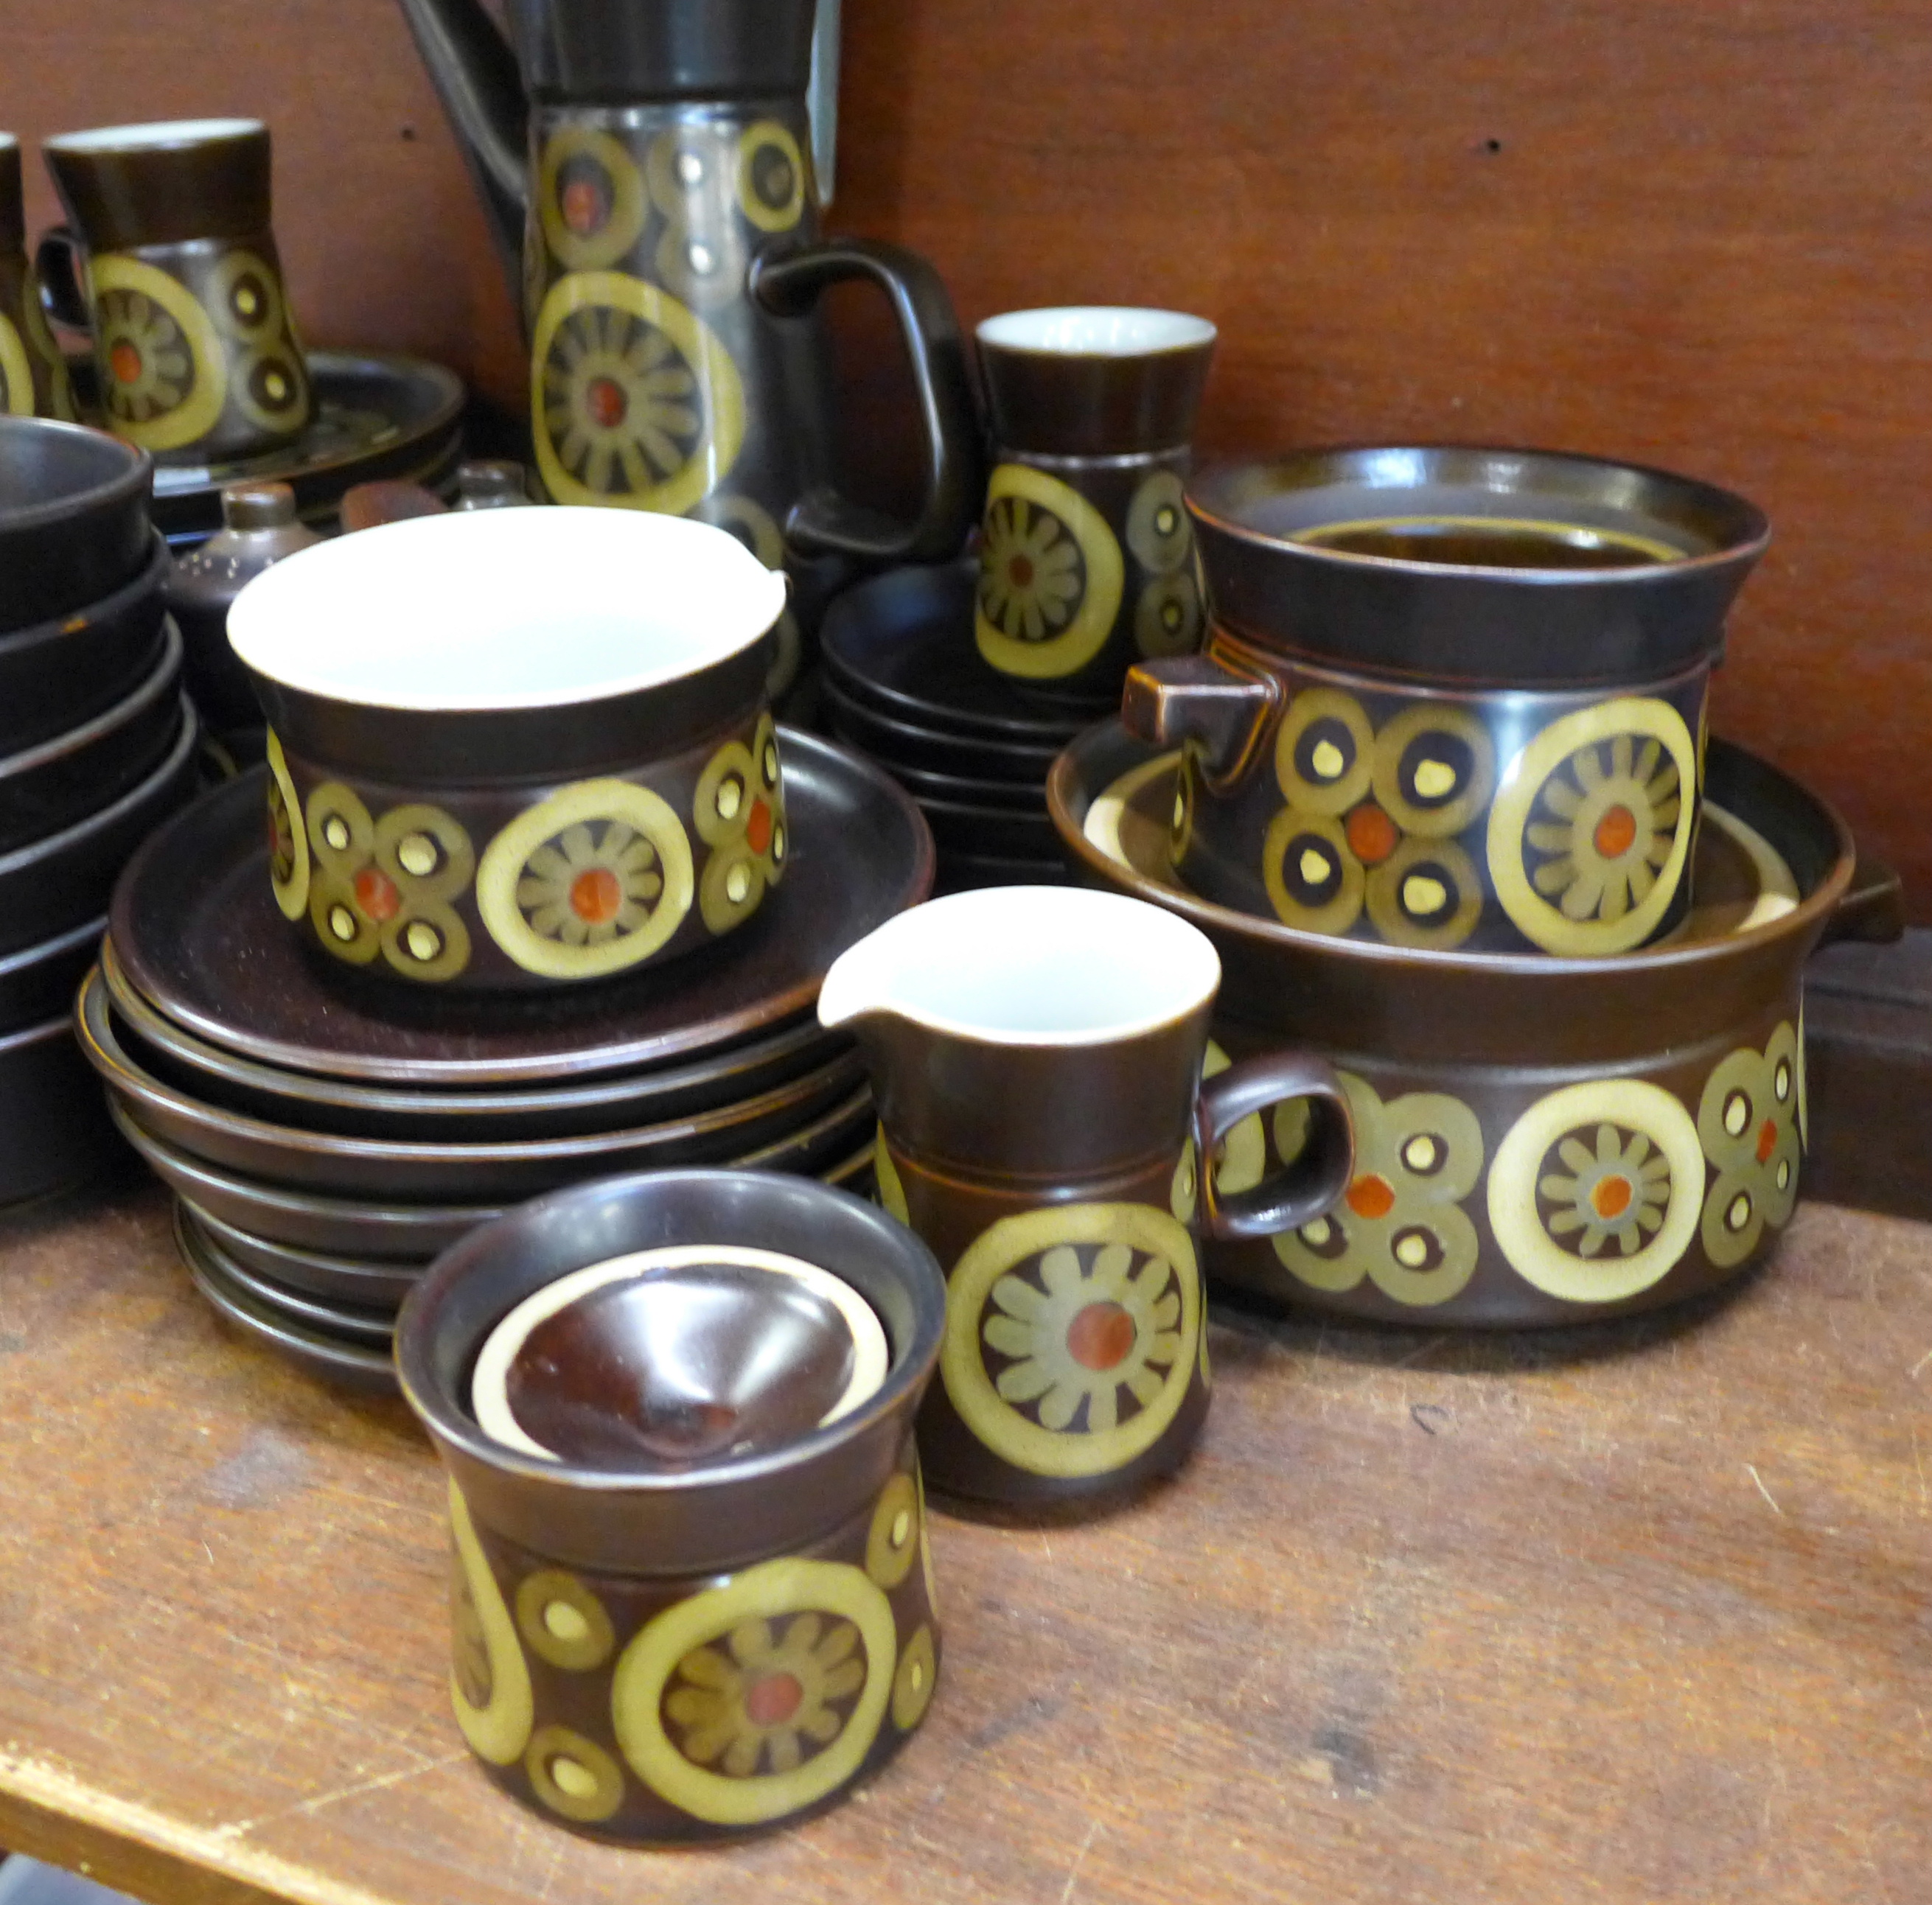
[395,1167,948,1844]
[227,507,790,992]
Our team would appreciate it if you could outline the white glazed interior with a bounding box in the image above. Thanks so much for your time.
[976,307,1216,356]
[46,119,264,153]
[818,884,1221,1044]
[470,1244,891,1464]
[228,507,788,709]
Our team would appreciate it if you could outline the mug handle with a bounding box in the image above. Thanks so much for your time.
[1196,1050,1355,1242]
[1123,653,1280,793]
[749,239,984,567]
[34,226,91,335]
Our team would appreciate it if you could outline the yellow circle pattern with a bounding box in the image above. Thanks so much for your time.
[515,1569,615,1672]
[1262,806,1365,934]
[478,777,695,980]
[1487,1077,1703,1302]
[1370,702,1495,838]
[736,121,808,233]
[1274,688,1374,817]
[610,1557,894,1827]
[525,1725,625,1823]
[890,1625,937,1732]
[540,125,649,271]
[974,464,1125,680]
[941,1203,1201,1479]
[864,1472,920,1590]
[88,254,226,452]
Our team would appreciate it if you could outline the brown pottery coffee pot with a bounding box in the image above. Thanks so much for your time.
[397,0,982,630]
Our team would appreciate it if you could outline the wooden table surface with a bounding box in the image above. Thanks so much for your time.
[0,1178,1924,1905]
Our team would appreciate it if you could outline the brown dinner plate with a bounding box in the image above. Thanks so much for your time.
[109,729,932,1085]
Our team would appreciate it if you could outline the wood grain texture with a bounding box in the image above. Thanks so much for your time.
[0,1178,1926,1903]
[4,1,1930,914]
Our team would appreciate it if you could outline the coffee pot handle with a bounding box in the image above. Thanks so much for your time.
[1123,654,1280,793]
[750,239,983,567]
[1195,1050,1356,1243]
[34,226,91,335]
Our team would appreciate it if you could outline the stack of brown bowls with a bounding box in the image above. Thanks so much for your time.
[0,416,200,1205]
[77,508,935,1390]
[819,563,1078,891]
[1051,444,1904,1328]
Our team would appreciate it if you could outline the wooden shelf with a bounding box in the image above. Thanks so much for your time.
[0,1178,1924,1904]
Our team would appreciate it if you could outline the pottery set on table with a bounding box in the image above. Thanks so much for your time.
[80,504,937,1392]
[0,414,199,1203]
[819,305,1218,890]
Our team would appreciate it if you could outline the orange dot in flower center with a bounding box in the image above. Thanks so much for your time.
[109,340,143,386]
[743,1672,803,1727]
[1593,804,1638,859]
[353,866,400,922]
[585,377,627,429]
[1757,1117,1778,1164]
[1591,1175,1633,1220]
[570,866,623,924]
[561,177,605,234]
[1346,1173,1395,1220]
[745,798,773,856]
[1345,804,1399,865]
[1008,553,1034,588]
[1064,1301,1136,1371]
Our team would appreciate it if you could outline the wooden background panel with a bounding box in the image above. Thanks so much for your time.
[5,0,1929,913]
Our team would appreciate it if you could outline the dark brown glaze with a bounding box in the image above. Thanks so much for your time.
[817,674,1061,785]
[0,913,105,1029]
[251,635,770,784]
[164,484,323,735]
[1187,444,1769,688]
[0,417,152,632]
[43,121,272,249]
[503,1262,859,1468]
[0,141,78,422]
[108,734,933,1084]
[885,1141,1212,1506]
[1048,722,1888,1326]
[0,615,181,853]
[977,328,1215,459]
[0,533,169,755]
[1134,632,1712,955]
[974,447,1204,707]
[0,138,20,252]
[0,1014,121,1206]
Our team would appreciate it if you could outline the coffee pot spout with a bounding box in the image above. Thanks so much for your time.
[394,0,531,275]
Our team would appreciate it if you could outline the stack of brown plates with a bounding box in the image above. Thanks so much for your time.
[0,418,201,1206]
[80,733,933,1390]
[820,561,1087,892]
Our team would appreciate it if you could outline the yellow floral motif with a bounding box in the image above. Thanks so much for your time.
[694,716,787,935]
[88,255,226,452]
[304,782,474,982]
[1487,698,1698,957]
[531,272,744,514]
[942,1203,1202,1478]
[610,1557,894,1826]
[1697,1021,1801,1268]
[1488,1077,1703,1303]
[1272,1072,1483,1307]
[477,778,695,981]
[974,464,1125,680]
[447,1482,533,1766]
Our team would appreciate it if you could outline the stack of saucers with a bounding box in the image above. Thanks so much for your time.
[0,418,201,1204]
[80,714,932,1391]
[819,562,1084,891]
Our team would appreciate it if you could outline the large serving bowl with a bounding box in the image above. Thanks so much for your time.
[1126,445,1771,957]
[1050,721,1896,1326]
[0,417,153,632]
[228,508,790,993]
[397,1169,946,1845]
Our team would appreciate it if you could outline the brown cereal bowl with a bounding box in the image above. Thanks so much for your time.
[0,416,153,632]
[1049,721,1899,1328]
[396,1167,947,1845]
[226,508,790,991]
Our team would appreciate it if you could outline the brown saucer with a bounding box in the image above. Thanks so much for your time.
[110,1082,877,1260]
[110,730,932,1085]
[83,965,865,1198]
[100,939,845,1141]
[184,1199,424,1307]
[174,1202,399,1394]
[819,673,1059,785]
[178,1206,397,1344]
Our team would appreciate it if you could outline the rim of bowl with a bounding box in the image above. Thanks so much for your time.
[0,529,167,653]
[1045,729,1854,985]
[396,1168,947,1497]
[977,307,1217,356]
[227,508,789,712]
[1187,442,1772,584]
[0,418,153,541]
[46,119,264,153]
